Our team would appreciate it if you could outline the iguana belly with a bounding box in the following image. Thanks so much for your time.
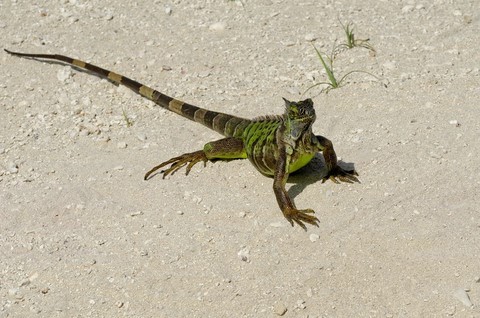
[288,152,315,173]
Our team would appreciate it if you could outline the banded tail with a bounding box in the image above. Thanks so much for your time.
[4,49,249,136]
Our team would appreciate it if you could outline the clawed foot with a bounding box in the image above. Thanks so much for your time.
[144,150,208,180]
[322,165,360,184]
[283,207,319,231]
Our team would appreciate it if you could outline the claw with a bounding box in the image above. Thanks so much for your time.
[283,207,319,230]
[322,166,360,184]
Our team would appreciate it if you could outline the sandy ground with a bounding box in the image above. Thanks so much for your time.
[1,0,480,317]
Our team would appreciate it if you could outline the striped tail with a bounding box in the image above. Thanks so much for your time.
[4,49,248,136]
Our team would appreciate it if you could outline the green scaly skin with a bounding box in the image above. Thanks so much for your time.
[4,49,359,230]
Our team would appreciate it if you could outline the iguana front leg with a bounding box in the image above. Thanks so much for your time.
[144,137,246,180]
[316,135,359,184]
[273,140,320,230]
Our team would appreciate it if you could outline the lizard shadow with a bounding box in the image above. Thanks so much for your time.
[285,154,358,200]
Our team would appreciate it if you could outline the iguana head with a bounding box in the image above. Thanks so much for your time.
[283,98,316,139]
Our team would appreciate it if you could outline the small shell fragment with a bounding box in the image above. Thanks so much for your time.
[453,288,473,307]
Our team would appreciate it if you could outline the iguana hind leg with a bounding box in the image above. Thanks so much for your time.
[144,137,246,180]
[145,150,207,179]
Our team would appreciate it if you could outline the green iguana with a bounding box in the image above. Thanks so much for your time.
[5,48,359,230]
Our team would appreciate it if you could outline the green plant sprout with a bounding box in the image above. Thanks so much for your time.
[303,44,378,95]
[334,21,375,57]
[122,108,134,127]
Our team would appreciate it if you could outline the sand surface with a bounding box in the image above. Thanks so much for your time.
[1,1,479,317]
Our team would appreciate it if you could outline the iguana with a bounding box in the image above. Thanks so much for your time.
[4,48,359,230]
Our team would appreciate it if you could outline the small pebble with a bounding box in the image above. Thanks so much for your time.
[103,13,114,21]
[445,305,456,316]
[98,135,111,143]
[165,7,172,15]
[117,141,127,149]
[273,303,288,316]
[452,9,462,16]
[402,5,414,13]
[282,41,296,47]
[237,247,250,262]
[57,67,73,82]
[309,234,320,242]
[136,133,147,141]
[113,165,124,171]
[306,288,313,297]
[29,272,39,282]
[296,299,306,309]
[8,288,19,296]
[203,205,212,214]
[449,119,460,127]
[6,161,18,174]
[383,61,396,70]
[192,195,202,204]
[453,288,473,307]
[8,288,24,300]
[20,278,31,287]
[209,22,226,31]
[304,33,316,42]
